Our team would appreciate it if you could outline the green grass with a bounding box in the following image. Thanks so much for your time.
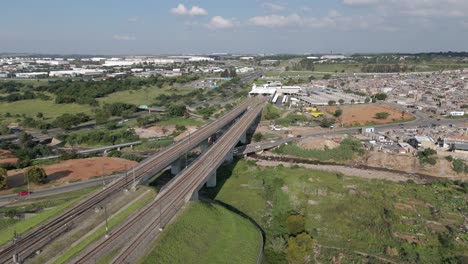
[157,117,204,127]
[0,187,98,245]
[139,202,261,264]
[210,159,468,263]
[53,189,156,264]
[98,84,195,106]
[274,138,363,162]
[0,99,93,119]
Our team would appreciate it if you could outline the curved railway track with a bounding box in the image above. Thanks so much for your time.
[0,98,257,264]
[72,99,266,264]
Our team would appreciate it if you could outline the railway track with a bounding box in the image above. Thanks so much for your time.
[72,98,267,264]
[0,98,257,264]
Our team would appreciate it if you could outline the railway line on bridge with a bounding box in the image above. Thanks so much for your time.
[0,97,259,264]
[71,99,266,264]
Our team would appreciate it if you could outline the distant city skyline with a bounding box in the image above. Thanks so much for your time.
[1,0,468,55]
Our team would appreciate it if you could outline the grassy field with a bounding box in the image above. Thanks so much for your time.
[207,159,468,263]
[53,188,156,264]
[98,84,195,106]
[273,138,364,162]
[0,98,93,119]
[157,117,204,127]
[0,187,98,246]
[139,202,261,264]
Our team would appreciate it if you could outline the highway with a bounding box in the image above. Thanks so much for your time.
[71,98,267,264]
[0,97,257,264]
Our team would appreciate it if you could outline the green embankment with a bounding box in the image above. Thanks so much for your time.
[209,159,468,263]
[53,189,156,264]
[0,187,98,246]
[139,202,261,264]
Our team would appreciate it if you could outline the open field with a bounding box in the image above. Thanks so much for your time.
[97,84,195,106]
[0,186,97,246]
[322,104,415,126]
[0,99,94,119]
[206,159,468,263]
[139,202,261,264]
[4,157,137,194]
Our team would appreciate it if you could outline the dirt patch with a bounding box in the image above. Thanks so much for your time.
[394,203,415,212]
[174,126,199,142]
[0,149,18,165]
[322,104,414,126]
[299,138,340,150]
[357,152,464,179]
[394,233,421,244]
[134,126,176,138]
[4,157,138,192]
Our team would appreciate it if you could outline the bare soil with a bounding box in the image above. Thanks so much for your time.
[298,137,340,150]
[322,104,414,126]
[0,149,19,165]
[356,152,465,179]
[4,157,138,192]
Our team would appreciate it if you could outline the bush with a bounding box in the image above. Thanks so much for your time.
[452,159,466,174]
[0,168,7,189]
[253,132,264,142]
[25,166,47,185]
[417,148,438,165]
[286,214,305,236]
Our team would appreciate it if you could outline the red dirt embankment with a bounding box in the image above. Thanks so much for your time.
[4,157,138,192]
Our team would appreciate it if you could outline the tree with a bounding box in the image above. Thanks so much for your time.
[0,168,7,189]
[333,108,343,118]
[308,75,316,82]
[167,104,187,117]
[320,118,335,128]
[322,74,332,80]
[375,112,390,119]
[328,100,336,106]
[253,132,264,142]
[338,99,345,105]
[95,110,110,125]
[375,93,388,100]
[365,97,371,104]
[36,112,44,119]
[287,214,305,235]
[350,99,355,104]
[25,166,47,185]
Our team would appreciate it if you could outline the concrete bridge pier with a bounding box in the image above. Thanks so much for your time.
[239,133,247,145]
[190,183,203,201]
[206,172,217,188]
[200,139,209,153]
[225,149,233,162]
[171,158,182,175]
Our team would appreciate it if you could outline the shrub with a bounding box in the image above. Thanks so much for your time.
[286,214,305,236]
[0,168,7,189]
[25,166,47,185]
[253,132,264,142]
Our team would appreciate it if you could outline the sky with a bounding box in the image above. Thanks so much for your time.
[1,0,468,55]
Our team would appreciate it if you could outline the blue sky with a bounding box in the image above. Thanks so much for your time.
[1,0,468,54]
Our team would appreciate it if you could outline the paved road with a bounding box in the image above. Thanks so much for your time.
[0,175,119,206]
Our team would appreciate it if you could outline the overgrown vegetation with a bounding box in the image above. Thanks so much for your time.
[274,138,364,162]
[209,160,468,264]
[417,148,438,165]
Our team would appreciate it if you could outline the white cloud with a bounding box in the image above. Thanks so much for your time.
[262,2,286,12]
[170,4,207,16]
[249,12,396,31]
[127,17,138,23]
[206,16,237,29]
[112,34,136,41]
[249,14,302,28]
[342,0,380,7]
[343,0,468,18]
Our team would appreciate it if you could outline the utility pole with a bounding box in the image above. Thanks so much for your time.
[12,230,18,264]
[132,166,136,191]
[158,200,163,231]
[185,132,190,169]
[104,206,109,238]
[124,164,128,191]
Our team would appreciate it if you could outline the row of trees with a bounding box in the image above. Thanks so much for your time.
[361,64,415,73]
[0,166,48,190]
